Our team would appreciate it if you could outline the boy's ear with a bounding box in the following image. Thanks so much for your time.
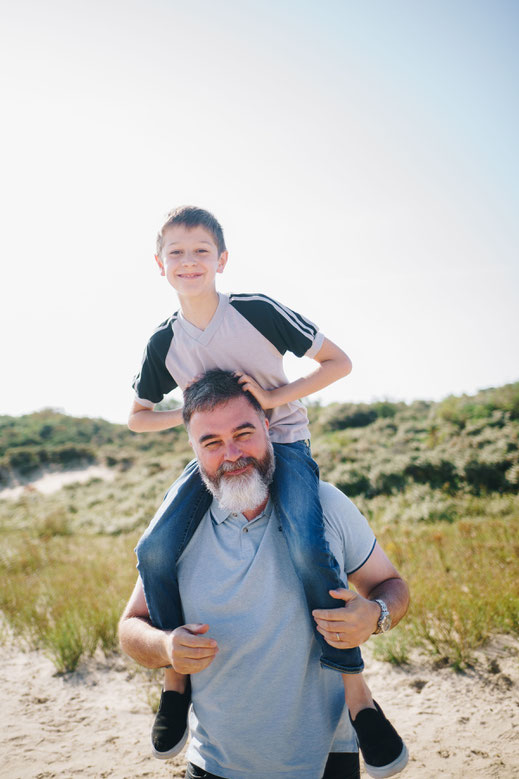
[154,254,165,276]
[217,251,228,274]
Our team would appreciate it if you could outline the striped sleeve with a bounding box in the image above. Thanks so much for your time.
[132,316,178,406]
[228,293,324,358]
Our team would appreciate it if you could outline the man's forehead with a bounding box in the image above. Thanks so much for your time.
[189,396,262,436]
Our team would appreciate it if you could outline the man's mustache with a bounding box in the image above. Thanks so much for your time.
[217,457,257,478]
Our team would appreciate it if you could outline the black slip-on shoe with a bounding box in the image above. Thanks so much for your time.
[151,681,191,759]
[350,700,409,778]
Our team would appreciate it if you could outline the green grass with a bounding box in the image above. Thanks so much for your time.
[0,529,139,672]
[373,511,519,669]
[1,383,518,673]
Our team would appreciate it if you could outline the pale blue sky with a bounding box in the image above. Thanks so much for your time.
[1,0,518,423]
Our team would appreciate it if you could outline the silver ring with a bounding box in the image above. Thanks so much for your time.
[336,632,341,641]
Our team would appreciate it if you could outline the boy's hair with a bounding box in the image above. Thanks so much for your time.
[156,206,227,257]
[183,370,264,428]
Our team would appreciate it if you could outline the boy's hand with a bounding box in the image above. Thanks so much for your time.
[236,373,275,409]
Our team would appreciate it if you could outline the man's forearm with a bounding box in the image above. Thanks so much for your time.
[118,616,171,668]
[367,577,409,632]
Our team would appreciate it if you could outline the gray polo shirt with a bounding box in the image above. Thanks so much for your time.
[177,481,376,779]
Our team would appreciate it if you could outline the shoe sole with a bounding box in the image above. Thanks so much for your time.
[151,727,189,760]
[364,743,409,778]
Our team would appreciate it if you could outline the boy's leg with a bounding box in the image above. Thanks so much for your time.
[135,459,212,631]
[135,462,211,759]
[271,442,363,673]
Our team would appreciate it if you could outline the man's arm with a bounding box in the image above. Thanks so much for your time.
[237,336,352,410]
[118,576,219,672]
[312,542,410,649]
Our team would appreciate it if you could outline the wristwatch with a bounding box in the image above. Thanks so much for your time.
[372,598,391,634]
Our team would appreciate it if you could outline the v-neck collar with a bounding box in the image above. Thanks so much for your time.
[177,292,228,346]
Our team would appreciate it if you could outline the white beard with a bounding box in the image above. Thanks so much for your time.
[199,441,275,515]
[210,467,270,515]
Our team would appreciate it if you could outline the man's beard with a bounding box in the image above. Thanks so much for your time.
[199,440,275,515]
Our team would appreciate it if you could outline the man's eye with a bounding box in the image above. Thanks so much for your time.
[236,431,252,440]
[205,440,220,449]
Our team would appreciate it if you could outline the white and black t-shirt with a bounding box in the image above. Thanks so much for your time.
[132,293,324,443]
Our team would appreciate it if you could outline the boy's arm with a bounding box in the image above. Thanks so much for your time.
[128,399,184,432]
[238,337,352,410]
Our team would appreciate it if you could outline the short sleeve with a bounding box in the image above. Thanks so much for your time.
[319,482,376,576]
[229,293,324,358]
[132,320,178,406]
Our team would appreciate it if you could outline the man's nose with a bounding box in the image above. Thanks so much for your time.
[223,441,242,461]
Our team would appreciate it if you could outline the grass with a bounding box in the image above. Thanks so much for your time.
[0,528,140,673]
[1,385,518,673]
[372,511,519,669]
[2,483,517,673]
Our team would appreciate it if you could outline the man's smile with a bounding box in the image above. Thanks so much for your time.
[222,464,252,477]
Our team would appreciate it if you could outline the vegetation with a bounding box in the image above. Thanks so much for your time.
[1,383,518,672]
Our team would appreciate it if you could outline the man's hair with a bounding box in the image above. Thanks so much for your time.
[182,370,264,428]
[156,206,227,257]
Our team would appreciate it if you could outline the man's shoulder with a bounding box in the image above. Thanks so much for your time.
[318,480,358,516]
[318,480,376,573]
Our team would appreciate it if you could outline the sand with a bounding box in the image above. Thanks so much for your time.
[0,466,115,501]
[1,637,518,779]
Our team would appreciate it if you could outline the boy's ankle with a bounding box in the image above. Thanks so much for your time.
[342,673,374,719]
[163,667,187,694]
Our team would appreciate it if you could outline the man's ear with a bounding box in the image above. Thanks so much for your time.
[154,254,165,276]
[264,417,269,433]
[217,251,228,274]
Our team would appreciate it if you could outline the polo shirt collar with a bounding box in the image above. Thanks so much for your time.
[209,495,274,525]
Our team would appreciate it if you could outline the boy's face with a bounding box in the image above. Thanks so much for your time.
[155,225,228,299]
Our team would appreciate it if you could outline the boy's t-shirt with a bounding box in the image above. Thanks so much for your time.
[132,292,325,444]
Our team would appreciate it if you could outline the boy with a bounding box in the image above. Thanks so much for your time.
[129,206,408,778]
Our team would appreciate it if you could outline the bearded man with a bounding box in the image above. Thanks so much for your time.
[119,370,409,779]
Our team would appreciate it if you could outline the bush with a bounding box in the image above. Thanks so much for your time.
[404,457,458,490]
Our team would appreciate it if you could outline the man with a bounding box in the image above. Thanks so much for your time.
[119,370,410,779]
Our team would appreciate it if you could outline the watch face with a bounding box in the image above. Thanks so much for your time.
[375,599,391,633]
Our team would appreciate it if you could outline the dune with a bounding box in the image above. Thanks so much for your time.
[0,465,115,501]
[1,637,518,778]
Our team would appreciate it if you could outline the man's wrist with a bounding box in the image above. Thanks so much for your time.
[371,598,392,634]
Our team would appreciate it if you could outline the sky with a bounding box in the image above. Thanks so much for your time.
[1,0,518,424]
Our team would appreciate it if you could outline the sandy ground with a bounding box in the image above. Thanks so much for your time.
[0,466,115,501]
[1,637,518,779]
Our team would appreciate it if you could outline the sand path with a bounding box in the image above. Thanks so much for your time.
[1,638,518,778]
[0,466,115,501]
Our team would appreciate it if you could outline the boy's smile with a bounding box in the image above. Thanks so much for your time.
[155,224,228,301]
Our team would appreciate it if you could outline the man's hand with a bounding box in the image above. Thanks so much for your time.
[312,589,380,648]
[166,623,219,674]
[236,373,276,409]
